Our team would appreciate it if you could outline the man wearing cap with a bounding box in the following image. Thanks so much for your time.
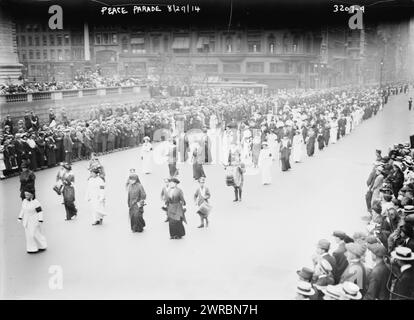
[390,247,414,299]
[340,242,367,294]
[364,243,390,300]
[297,267,314,283]
[314,239,337,280]
[332,231,349,283]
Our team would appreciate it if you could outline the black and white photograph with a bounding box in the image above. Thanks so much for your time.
[1,0,414,305]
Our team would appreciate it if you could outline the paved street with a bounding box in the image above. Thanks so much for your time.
[1,91,413,299]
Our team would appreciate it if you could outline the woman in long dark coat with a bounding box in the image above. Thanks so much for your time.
[280,135,292,172]
[166,178,186,239]
[306,128,316,157]
[127,173,147,233]
[61,163,78,221]
[19,162,36,200]
[317,128,325,151]
[192,145,206,181]
[45,135,57,167]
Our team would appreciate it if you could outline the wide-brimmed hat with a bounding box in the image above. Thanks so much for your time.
[63,163,72,170]
[394,161,403,170]
[143,136,150,141]
[332,231,347,240]
[296,267,314,281]
[404,205,414,215]
[321,285,347,300]
[317,239,331,251]
[341,282,362,300]
[296,281,315,296]
[345,243,365,258]
[391,247,414,261]
[169,177,180,184]
[367,243,388,258]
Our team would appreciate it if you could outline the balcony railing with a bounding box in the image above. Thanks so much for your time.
[0,86,148,104]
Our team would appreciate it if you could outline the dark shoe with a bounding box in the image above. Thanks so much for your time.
[198,224,204,228]
[233,199,238,202]
[92,221,100,225]
[39,248,47,252]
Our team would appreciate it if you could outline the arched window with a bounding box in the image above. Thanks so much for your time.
[305,34,312,53]
[268,34,275,53]
[292,35,300,53]
[225,35,232,53]
[283,33,289,53]
[121,36,128,53]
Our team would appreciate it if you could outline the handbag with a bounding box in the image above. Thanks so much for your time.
[198,202,212,215]
[53,184,63,195]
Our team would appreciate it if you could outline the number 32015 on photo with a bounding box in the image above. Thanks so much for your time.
[333,5,365,13]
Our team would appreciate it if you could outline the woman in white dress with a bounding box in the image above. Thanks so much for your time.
[85,169,107,225]
[258,142,273,185]
[267,131,278,161]
[18,188,47,253]
[292,130,304,163]
[329,118,338,144]
[140,136,153,174]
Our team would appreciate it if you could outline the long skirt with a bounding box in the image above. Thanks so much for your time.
[63,185,77,220]
[168,163,178,177]
[169,218,185,238]
[307,141,315,156]
[129,205,145,232]
[24,220,47,253]
[193,163,206,180]
[252,144,261,167]
[281,157,291,171]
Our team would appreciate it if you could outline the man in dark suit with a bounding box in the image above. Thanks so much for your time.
[390,247,414,300]
[409,97,412,111]
[364,243,390,300]
[332,231,350,283]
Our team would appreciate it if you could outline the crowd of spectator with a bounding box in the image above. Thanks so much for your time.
[295,85,414,300]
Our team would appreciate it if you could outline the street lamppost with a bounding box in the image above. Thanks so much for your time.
[379,59,384,88]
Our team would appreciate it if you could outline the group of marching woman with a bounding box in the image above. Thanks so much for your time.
[15,85,383,253]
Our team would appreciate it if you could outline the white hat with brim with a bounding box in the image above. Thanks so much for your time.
[393,161,403,170]
[391,247,414,261]
[296,281,315,296]
[341,282,362,300]
[321,285,347,300]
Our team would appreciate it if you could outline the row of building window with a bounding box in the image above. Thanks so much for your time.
[96,33,313,54]
[19,49,84,61]
[123,62,312,74]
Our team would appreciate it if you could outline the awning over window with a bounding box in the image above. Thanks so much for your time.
[172,37,190,49]
[130,37,145,44]
[196,37,210,49]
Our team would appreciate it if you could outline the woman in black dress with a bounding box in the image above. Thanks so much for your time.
[61,163,78,221]
[19,162,36,200]
[127,173,147,233]
[166,178,186,239]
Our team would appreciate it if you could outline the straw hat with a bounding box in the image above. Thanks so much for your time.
[296,281,315,296]
[341,282,362,300]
